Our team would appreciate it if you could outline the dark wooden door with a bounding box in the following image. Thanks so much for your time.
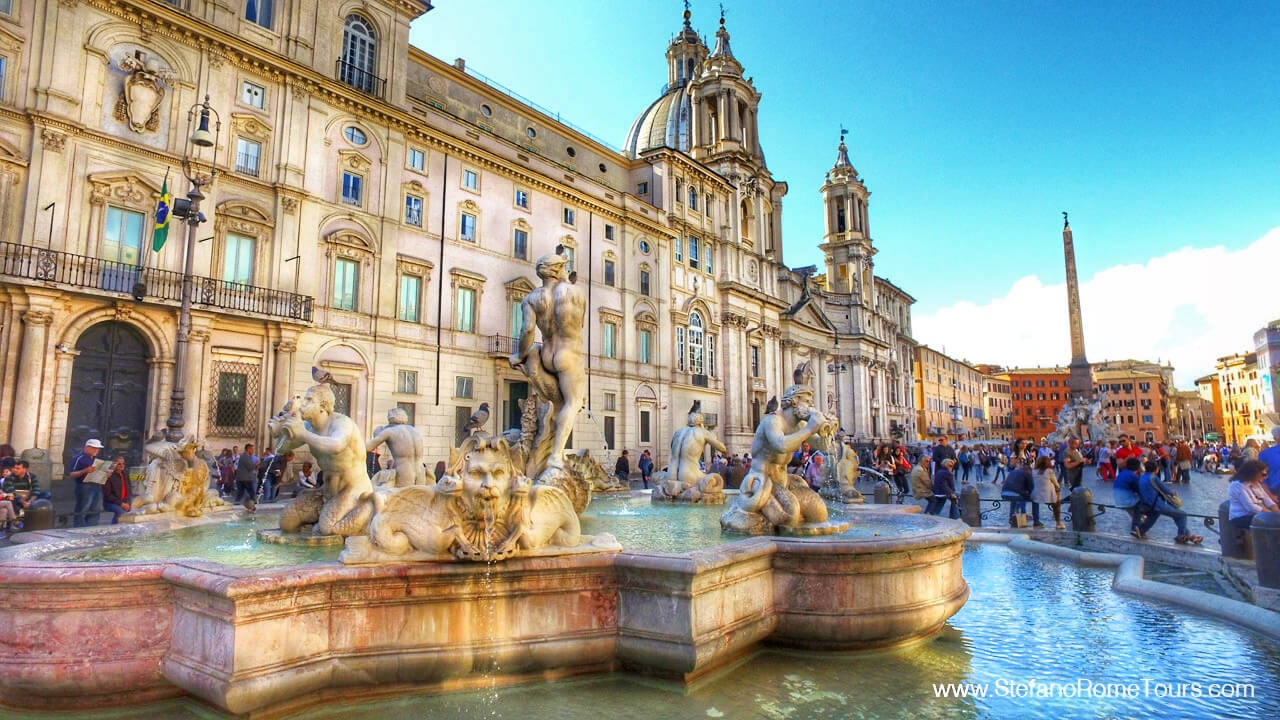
[64,321,151,467]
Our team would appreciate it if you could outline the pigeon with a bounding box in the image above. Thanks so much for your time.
[464,402,490,434]
[312,366,332,384]
[765,396,779,415]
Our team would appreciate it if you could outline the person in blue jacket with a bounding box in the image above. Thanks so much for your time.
[1113,457,1145,537]
[1136,459,1202,544]
[1000,459,1034,526]
[926,458,958,518]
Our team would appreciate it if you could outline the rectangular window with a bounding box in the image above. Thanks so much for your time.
[102,206,145,265]
[241,80,265,109]
[455,376,474,399]
[604,393,617,411]
[0,56,6,101]
[331,382,352,418]
[604,416,616,451]
[604,260,616,287]
[215,372,248,427]
[398,274,421,322]
[603,322,617,358]
[563,207,576,226]
[511,300,525,339]
[397,402,416,426]
[1143,414,1153,424]
[639,330,651,364]
[333,258,358,311]
[513,228,528,260]
[604,224,615,240]
[514,188,529,209]
[707,334,716,377]
[563,246,576,273]
[455,406,473,446]
[408,148,426,172]
[674,237,683,263]
[640,269,650,296]
[688,187,698,210]
[404,195,424,227]
[245,0,274,29]
[688,236,700,270]
[637,181,648,195]
[640,409,651,444]
[676,327,686,372]
[341,172,363,206]
[751,345,761,378]
[460,212,476,242]
[463,168,478,190]
[674,179,683,204]
[234,138,261,177]
[396,369,418,394]
[455,286,476,332]
[223,233,255,285]
[705,242,713,273]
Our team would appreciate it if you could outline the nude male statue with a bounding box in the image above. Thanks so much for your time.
[508,250,586,477]
[660,401,727,498]
[722,378,832,533]
[367,407,428,487]
[274,382,372,536]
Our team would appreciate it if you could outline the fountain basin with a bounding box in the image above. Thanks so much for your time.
[0,508,969,715]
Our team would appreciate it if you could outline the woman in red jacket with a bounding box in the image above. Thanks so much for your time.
[102,457,131,524]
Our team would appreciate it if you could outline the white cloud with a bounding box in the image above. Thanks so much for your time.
[913,227,1280,387]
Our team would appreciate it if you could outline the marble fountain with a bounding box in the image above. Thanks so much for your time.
[0,250,970,717]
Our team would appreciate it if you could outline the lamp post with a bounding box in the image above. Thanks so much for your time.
[164,94,221,441]
[949,377,962,439]
[1224,378,1234,448]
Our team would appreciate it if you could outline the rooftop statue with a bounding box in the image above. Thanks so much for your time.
[269,373,373,537]
[652,400,728,504]
[721,362,851,535]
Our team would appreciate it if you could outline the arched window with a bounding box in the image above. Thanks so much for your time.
[688,311,705,375]
[340,15,380,95]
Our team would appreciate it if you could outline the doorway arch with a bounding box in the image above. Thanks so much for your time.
[63,321,152,468]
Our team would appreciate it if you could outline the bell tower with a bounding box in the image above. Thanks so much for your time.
[666,4,707,89]
[819,130,873,299]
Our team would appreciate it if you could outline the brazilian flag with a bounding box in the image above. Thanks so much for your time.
[152,177,171,252]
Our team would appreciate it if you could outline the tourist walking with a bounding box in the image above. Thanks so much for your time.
[958,446,973,484]
[1226,460,1276,531]
[1174,439,1193,484]
[1030,456,1064,530]
[235,443,259,511]
[993,449,1008,483]
[926,458,958,518]
[1136,460,1202,544]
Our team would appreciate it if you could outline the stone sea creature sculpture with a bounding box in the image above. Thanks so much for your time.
[564,449,626,498]
[340,432,612,564]
[269,371,373,537]
[721,363,850,536]
[132,434,228,517]
[820,435,864,504]
[652,400,728,504]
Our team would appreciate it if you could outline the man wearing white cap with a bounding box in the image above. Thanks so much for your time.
[68,439,103,527]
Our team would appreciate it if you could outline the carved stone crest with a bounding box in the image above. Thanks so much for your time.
[113,51,175,133]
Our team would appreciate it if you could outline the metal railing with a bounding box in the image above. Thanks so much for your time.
[235,152,260,177]
[0,241,314,322]
[459,65,621,153]
[336,59,386,99]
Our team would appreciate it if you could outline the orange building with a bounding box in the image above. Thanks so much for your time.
[1005,367,1071,440]
[1093,368,1168,443]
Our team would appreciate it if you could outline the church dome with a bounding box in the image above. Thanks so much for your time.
[623,83,693,158]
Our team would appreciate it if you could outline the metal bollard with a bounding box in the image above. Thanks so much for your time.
[1219,500,1253,560]
[1251,512,1280,589]
[873,480,892,505]
[23,498,54,531]
[960,485,981,527]
[1069,487,1094,532]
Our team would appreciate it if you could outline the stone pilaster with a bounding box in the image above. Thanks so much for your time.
[272,335,298,414]
[11,309,54,450]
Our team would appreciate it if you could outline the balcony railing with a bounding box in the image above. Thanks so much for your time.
[0,241,313,322]
[489,334,516,357]
[336,59,386,99]
[235,152,260,177]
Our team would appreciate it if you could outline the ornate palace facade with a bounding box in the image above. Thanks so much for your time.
[0,1,916,475]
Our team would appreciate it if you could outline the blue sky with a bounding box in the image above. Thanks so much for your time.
[412,1,1280,381]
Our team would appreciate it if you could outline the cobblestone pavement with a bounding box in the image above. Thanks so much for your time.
[876,466,1233,541]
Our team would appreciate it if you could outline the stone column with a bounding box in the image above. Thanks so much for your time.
[272,336,297,414]
[11,309,54,450]
[717,93,728,140]
[690,96,701,148]
[183,318,213,439]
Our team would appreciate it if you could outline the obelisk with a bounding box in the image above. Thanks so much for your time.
[1062,212,1094,399]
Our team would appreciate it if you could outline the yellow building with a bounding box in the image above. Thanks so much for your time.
[0,2,919,479]
[1215,352,1264,444]
[913,346,984,441]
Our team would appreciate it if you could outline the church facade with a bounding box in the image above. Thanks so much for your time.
[0,1,916,476]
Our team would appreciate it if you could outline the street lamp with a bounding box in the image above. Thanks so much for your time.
[949,377,962,438]
[1224,378,1234,447]
[164,94,221,441]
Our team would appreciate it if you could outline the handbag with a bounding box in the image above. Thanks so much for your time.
[1154,482,1183,509]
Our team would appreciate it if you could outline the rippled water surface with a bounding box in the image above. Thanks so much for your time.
[38,515,337,568]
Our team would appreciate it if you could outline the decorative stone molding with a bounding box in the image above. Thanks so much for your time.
[503,276,535,301]
[449,268,486,291]
[720,311,749,329]
[338,149,372,173]
[280,196,299,215]
[88,172,161,209]
[22,309,55,326]
[113,301,133,320]
[598,307,624,323]
[113,50,176,134]
[760,324,782,339]
[275,339,298,354]
[231,113,272,141]
[397,255,434,281]
[40,128,67,153]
